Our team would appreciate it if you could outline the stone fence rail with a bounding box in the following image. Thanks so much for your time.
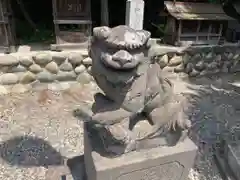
[0,44,239,87]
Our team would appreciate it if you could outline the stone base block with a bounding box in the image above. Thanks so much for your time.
[84,130,197,180]
[213,140,240,180]
[225,142,240,180]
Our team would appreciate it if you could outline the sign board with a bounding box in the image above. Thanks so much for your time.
[56,0,90,18]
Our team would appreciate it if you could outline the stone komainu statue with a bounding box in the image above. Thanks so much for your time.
[77,25,191,155]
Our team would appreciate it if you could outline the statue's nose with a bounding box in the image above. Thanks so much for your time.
[112,50,133,65]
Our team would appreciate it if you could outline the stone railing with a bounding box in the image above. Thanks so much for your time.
[152,44,240,77]
[0,44,239,88]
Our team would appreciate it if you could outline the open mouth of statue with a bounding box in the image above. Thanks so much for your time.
[100,50,140,70]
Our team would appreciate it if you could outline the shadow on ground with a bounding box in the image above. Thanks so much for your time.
[182,73,240,179]
[0,135,86,179]
[67,155,86,179]
[0,136,64,167]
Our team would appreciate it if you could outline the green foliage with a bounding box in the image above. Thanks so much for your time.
[15,20,54,44]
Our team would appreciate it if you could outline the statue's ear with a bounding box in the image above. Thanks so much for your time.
[136,30,151,45]
[93,26,111,40]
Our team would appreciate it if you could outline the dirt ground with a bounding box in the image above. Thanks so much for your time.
[0,73,240,179]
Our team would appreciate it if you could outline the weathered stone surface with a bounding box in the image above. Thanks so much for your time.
[0,85,8,95]
[87,66,92,75]
[76,72,92,84]
[45,62,59,74]
[0,66,11,73]
[59,62,73,72]
[148,44,181,57]
[223,61,233,71]
[174,63,185,73]
[185,46,211,55]
[11,84,29,93]
[82,57,92,65]
[52,52,67,65]
[17,45,31,53]
[75,65,86,74]
[232,59,239,68]
[33,52,52,65]
[85,130,197,180]
[0,73,19,85]
[9,65,26,73]
[199,70,208,76]
[205,52,214,60]
[19,56,33,67]
[0,55,19,66]
[20,71,36,84]
[182,53,191,65]
[227,52,234,60]
[162,66,175,73]
[195,61,205,71]
[189,69,200,77]
[221,63,229,73]
[15,72,25,79]
[158,55,168,68]
[233,54,240,60]
[221,53,229,61]
[56,71,77,81]
[225,142,240,180]
[80,25,192,156]
[168,55,182,66]
[185,63,193,74]
[37,70,56,82]
[231,58,240,72]
[29,64,42,73]
[68,52,84,66]
[207,62,218,70]
[166,52,175,60]
[214,54,222,63]
[191,54,201,62]
[212,69,220,74]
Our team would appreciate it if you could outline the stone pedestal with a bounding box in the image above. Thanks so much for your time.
[84,129,197,180]
[214,140,240,180]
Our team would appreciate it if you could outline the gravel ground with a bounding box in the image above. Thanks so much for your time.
[0,73,240,180]
[0,82,98,180]
[183,73,240,180]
